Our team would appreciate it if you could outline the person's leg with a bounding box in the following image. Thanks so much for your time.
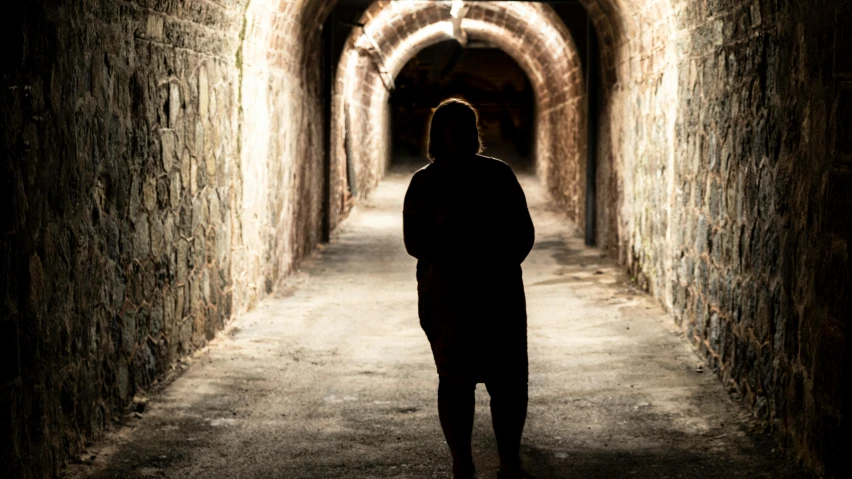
[438,376,477,477]
[485,377,529,477]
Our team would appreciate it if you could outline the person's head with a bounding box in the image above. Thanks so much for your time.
[426,98,483,162]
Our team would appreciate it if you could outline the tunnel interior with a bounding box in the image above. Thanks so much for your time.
[331,0,588,232]
[389,41,535,172]
[1,0,849,478]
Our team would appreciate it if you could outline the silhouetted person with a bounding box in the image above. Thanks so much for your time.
[403,99,535,479]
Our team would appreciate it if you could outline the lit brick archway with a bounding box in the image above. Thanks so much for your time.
[329,1,588,229]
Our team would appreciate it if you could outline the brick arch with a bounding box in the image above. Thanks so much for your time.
[332,0,631,87]
[236,0,679,255]
[283,0,682,248]
[577,0,624,86]
[575,0,679,87]
[330,1,590,225]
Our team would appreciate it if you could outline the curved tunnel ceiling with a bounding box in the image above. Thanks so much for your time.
[333,0,594,222]
[351,1,584,106]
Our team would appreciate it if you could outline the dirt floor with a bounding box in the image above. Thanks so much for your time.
[64,168,805,479]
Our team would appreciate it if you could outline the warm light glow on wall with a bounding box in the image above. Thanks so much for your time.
[385,21,458,77]
[333,0,587,220]
[460,18,544,90]
[450,0,465,18]
[437,20,455,39]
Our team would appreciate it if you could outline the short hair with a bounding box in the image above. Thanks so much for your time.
[426,98,483,161]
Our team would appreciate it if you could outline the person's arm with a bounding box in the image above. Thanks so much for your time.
[470,165,534,266]
[403,171,437,261]
[507,171,535,264]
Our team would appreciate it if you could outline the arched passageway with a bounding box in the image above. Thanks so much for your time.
[389,41,536,171]
[330,1,588,231]
[2,0,847,478]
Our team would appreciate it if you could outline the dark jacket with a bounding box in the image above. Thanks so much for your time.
[403,155,535,382]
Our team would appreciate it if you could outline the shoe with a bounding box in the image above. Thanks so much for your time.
[496,467,536,479]
[453,471,478,479]
[453,465,478,479]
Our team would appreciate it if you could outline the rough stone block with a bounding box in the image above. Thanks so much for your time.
[198,67,209,121]
[146,15,164,40]
[120,310,136,357]
[161,130,176,172]
[133,216,151,258]
[835,3,852,75]
[169,82,181,128]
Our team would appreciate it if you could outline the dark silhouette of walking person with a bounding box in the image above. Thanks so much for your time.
[403,99,536,479]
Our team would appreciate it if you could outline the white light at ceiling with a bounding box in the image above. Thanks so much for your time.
[450,1,465,18]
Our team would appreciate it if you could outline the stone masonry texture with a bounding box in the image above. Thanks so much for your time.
[0,0,848,478]
[597,2,849,477]
[1,0,330,477]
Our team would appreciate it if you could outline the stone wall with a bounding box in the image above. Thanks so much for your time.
[607,0,848,475]
[0,1,329,477]
[1,0,847,477]
[233,0,329,312]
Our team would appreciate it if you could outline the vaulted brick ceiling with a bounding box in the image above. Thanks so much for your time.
[333,0,595,223]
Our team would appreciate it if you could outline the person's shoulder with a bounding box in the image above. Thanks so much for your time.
[474,155,516,176]
[474,154,511,169]
[412,162,435,177]
[409,162,436,185]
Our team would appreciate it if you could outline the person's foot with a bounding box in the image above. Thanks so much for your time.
[453,463,477,479]
[453,470,478,479]
[496,466,536,479]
